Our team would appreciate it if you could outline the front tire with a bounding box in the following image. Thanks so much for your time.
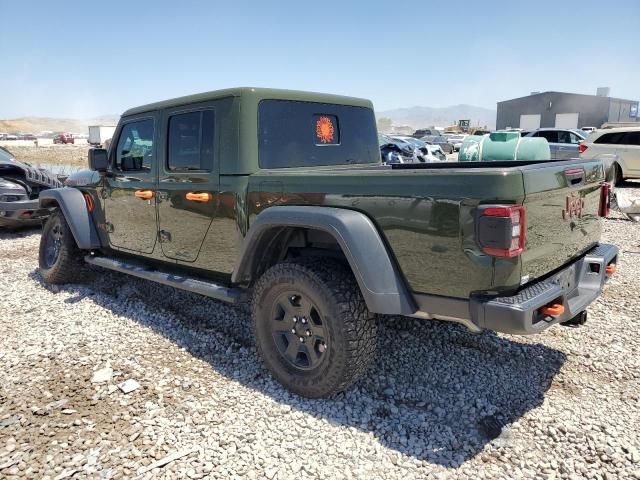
[38,210,87,284]
[252,260,377,398]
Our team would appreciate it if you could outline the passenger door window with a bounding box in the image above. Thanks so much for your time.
[536,130,559,143]
[568,132,583,144]
[167,110,215,171]
[115,119,155,172]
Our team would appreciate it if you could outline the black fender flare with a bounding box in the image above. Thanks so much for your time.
[39,188,101,250]
[232,206,416,316]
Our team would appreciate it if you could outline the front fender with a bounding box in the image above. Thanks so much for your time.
[233,206,416,316]
[39,188,101,250]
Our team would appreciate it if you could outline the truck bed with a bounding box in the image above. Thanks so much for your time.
[248,158,605,298]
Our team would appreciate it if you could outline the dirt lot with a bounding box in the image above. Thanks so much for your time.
[1,185,639,480]
[1,144,90,170]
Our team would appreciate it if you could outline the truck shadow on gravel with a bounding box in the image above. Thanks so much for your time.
[29,267,567,468]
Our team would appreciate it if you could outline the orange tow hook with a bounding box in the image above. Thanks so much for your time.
[540,304,565,317]
[605,264,616,276]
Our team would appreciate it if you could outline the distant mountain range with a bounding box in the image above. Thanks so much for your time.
[377,104,496,129]
[0,116,120,134]
[1,105,496,134]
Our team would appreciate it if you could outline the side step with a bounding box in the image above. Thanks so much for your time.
[84,255,247,304]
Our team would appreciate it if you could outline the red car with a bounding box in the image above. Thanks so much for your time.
[53,133,74,144]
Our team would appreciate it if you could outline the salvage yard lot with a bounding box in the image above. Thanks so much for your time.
[1,185,640,480]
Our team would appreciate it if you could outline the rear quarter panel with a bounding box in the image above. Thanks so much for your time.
[247,167,526,298]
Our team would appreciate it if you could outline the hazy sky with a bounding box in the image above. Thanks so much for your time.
[1,0,638,118]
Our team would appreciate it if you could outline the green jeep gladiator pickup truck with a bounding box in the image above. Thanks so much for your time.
[38,88,618,398]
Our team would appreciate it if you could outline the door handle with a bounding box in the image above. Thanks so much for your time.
[134,190,154,200]
[185,192,212,202]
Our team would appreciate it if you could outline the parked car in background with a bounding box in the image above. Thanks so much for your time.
[2,134,18,141]
[579,127,640,185]
[20,134,37,141]
[581,127,597,134]
[0,146,61,228]
[521,128,587,160]
[420,135,454,154]
[443,133,467,152]
[53,133,74,144]
[469,129,491,136]
[379,135,417,164]
[391,136,446,162]
[412,128,440,138]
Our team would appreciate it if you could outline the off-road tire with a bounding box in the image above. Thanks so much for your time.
[38,210,87,284]
[252,259,377,398]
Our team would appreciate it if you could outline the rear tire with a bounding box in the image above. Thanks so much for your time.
[252,259,377,398]
[38,210,87,284]
[614,163,624,186]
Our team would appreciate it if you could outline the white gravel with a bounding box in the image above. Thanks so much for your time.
[1,183,640,480]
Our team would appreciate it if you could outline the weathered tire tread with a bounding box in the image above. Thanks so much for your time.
[251,258,377,398]
[38,210,87,284]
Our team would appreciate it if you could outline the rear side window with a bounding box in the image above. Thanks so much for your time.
[115,119,155,172]
[594,132,626,144]
[556,131,582,144]
[621,131,640,146]
[258,100,379,168]
[167,110,214,170]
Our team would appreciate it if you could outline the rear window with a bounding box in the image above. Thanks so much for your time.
[258,100,379,168]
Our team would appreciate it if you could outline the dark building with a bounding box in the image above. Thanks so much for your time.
[496,90,639,130]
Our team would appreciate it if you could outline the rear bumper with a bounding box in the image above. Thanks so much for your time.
[471,243,619,334]
[0,199,51,227]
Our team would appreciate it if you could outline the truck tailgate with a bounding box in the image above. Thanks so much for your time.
[520,159,604,282]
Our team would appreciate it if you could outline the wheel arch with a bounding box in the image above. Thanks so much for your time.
[39,188,101,250]
[232,206,416,316]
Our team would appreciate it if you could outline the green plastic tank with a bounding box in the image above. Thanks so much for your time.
[458,131,550,162]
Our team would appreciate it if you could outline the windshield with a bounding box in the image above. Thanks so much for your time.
[404,138,426,147]
[378,134,394,146]
[0,147,15,162]
[571,129,587,139]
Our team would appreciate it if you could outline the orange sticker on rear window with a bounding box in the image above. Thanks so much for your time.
[315,115,338,144]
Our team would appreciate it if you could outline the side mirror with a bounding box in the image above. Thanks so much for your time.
[88,148,109,172]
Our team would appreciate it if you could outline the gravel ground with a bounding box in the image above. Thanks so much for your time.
[1,183,639,480]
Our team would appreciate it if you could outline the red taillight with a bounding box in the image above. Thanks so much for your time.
[578,143,588,154]
[599,183,610,217]
[477,205,526,257]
